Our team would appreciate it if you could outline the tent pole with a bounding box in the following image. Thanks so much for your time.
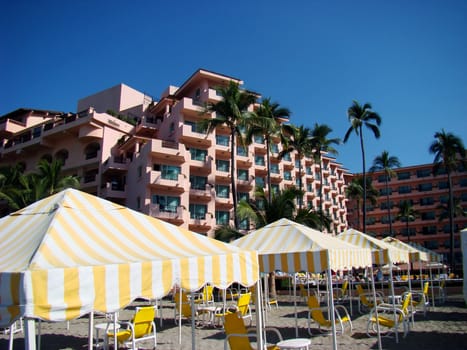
[191,293,196,350]
[88,312,94,350]
[24,318,36,350]
[293,273,298,337]
[254,279,264,350]
[326,262,337,350]
[369,266,382,350]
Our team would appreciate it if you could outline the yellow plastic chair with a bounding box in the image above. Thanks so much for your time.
[409,281,429,316]
[107,306,157,350]
[223,311,283,350]
[333,280,349,303]
[307,294,352,335]
[215,292,252,327]
[173,290,207,325]
[356,284,384,314]
[366,292,412,343]
[194,284,215,305]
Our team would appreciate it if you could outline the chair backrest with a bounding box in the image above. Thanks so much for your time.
[202,285,214,303]
[307,295,328,326]
[422,282,429,296]
[224,312,251,350]
[133,306,156,339]
[174,291,192,317]
[236,293,251,316]
[399,292,412,321]
[341,280,349,294]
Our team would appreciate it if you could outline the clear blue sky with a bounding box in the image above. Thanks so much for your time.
[1,0,466,173]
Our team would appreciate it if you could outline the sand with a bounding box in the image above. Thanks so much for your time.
[2,291,466,350]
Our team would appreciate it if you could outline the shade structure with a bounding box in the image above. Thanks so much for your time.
[337,229,410,265]
[0,189,259,328]
[406,241,443,263]
[382,236,430,263]
[232,219,373,273]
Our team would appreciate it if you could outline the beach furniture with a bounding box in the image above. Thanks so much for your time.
[215,292,252,327]
[356,284,384,314]
[223,311,283,350]
[173,291,207,325]
[366,292,412,343]
[306,294,352,335]
[107,306,157,350]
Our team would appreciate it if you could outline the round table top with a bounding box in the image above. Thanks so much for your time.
[277,337,311,349]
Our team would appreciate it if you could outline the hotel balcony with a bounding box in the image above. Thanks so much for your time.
[180,124,212,147]
[0,118,25,136]
[188,215,213,233]
[173,97,204,118]
[100,182,127,199]
[189,185,213,201]
[215,196,233,207]
[236,154,253,167]
[149,171,186,193]
[102,155,129,173]
[149,139,185,162]
[207,88,223,103]
[134,115,160,138]
[215,169,230,181]
[149,204,185,225]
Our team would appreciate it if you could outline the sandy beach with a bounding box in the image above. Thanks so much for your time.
[2,289,466,350]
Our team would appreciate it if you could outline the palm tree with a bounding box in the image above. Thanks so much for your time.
[396,200,417,243]
[369,151,401,236]
[245,98,291,204]
[202,81,257,229]
[279,124,314,209]
[310,123,340,231]
[345,176,378,230]
[437,197,466,222]
[36,158,81,196]
[343,100,381,233]
[429,129,466,271]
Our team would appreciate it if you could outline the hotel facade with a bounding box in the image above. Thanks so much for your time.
[0,69,351,237]
[347,164,467,269]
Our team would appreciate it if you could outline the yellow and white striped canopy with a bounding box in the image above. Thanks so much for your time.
[232,219,373,273]
[407,241,443,263]
[382,236,430,262]
[337,229,410,265]
[0,189,259,327]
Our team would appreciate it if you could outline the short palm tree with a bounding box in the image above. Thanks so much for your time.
[429,129,466,271]
[202,81,257,229]
[279,124,314,209]
[343,100,381,233]
[310,123,340,231]
[396,200,417,243]
[346,176,378,231]
[245,98,291,204]
[369,151,401,236]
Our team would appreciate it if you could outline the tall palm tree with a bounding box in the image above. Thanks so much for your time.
[429,129,466,271]
[343,100,381,233]
[310,123,340,231]
[245,98,291,204]
[369,151,401,236]
[437,197,466,222]
[203,81,257,229]
[345,176,378,231]
[279,124,314,209]
[396,200,417,243]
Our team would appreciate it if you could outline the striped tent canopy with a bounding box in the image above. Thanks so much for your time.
[407,241,443,263]
[337,229,410,265]
[232,218,373,273]
[382,236,430,262]
[0,189,259,327]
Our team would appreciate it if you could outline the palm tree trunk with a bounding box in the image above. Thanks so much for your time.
[385,176,393,236]
[298,157,303,210]
[448,171,455,272]
[231,128,239,230]
[319,156,323,231]
[359,127,367,233]
[266,137,272,205]
[406,215,410,243]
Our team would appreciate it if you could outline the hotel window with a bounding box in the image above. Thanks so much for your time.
[306,183,313,192]
[421,212,436,220]
[152,195,180,213]
[237,168,248,181]
[282,153,291,161]
[189,203,207,219]
[284,171,292,180]
[216,135,229,146]
[190,148,207,161]
[216,185,230,198]
[378,174,389,183]
[397,171,411,180]
[379,188,392,195]
[237,146,247,156]
[418,183,433,192]
[438,181,449,189]
[216,159,229,172]
[256,177,265,187]
[239,218,249,230]
[459,178,467,187]
[255,155,265,166]
[256,199,265,210]
[253,135,264,144]
[398,185,411,194]
[380,201,394,210]
[153,164,181,180]
[271,184,279,194]
[237,192,249,202]
[271,163,280,174]
[420,197,434,206]
[271,144,279,153]
[215,210,229,225]
[136,196,141,210]
[421,226,437,235]
[306,166,312,175]
[295,160,300,168]
[190,175,207,190]
[417,169,431,178]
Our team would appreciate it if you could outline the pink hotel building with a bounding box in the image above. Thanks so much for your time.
[0,69,351,236]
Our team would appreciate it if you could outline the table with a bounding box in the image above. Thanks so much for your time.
[94,322,120,349]
[196,304,218,327]
[277,338,311,350]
